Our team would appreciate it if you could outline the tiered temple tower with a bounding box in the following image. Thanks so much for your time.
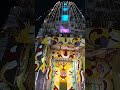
[35,1,85,90]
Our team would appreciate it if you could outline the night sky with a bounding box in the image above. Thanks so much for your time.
[36,0,85,21]
[0,0,85,29]
[0,0,16,28]
[35,0,85,35]
[36,0,85,16]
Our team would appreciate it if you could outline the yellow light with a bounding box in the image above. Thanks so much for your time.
[41,57,45,63]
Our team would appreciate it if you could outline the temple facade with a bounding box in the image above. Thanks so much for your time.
[35,1,85,90]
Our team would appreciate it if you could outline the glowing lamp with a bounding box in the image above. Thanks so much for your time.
[59,25,70,33]
[64,2,67,6]
[63,7,68,11]
[61,15,69,22]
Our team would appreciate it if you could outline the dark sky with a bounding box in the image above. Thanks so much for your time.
[0,0,85,28]
[36,0,85,18]
[35,0,85,36]
[35,0,85,28]
[0,0,16,28]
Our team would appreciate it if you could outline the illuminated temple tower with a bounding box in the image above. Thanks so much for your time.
[35,1,85,90]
